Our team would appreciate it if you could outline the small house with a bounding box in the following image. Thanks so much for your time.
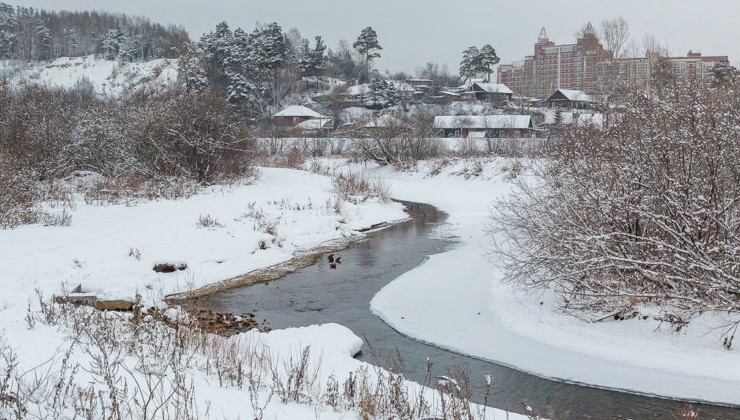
[272,105,330,127]
[471,83,514,104]
[433,115,534,138]
[546,89,596,109]
[292,118,333,137]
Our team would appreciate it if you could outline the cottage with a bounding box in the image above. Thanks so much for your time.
[433,115,533,138]
[272,105,329,127]
[546,89,596,109]
[471,83,514,104]
[361,114,411,137]
[292,118,333,137]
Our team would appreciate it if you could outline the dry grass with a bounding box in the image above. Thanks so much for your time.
[332,171,389,203]
[1,293,512,420]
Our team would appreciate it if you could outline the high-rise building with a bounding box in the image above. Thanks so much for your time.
[498,25,727,98]
[498,24,612,99]
[603,51,725,92]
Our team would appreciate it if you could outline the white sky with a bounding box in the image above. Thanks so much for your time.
[11,0,739,74]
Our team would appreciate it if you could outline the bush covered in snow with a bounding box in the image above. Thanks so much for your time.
[491,78,740,336]
[0,84,255,227]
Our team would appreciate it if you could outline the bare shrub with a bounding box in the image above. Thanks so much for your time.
[129,91,255,184]
[490,79,740,332]
[332,172,389,202]
[0,160,38,228]
[672,404,699,420]
[0,84,257,229]
[353,113,440,166]
[196,214,223,228]
[84,176,201,206]
[8,294,509,420]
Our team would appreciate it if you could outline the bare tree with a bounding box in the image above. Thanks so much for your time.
[642,34,665,56]
[600,17,630,58]
[352,113,438,166]
[490,76,740,339]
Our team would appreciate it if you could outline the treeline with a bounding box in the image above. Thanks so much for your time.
[180,21,378,118]
[0,2,189,61]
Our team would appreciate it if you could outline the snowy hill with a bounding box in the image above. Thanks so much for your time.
[0,55,179,97]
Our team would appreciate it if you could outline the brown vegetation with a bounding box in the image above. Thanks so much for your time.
[491,76,740,338]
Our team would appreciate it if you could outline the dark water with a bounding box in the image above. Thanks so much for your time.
[198,202,740,419]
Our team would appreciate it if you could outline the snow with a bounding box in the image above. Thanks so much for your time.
[295,118,332,130]
[339,106,376,123]
[367,158,740,407]
[552,88,594,102]
[543,109,604,127]
[273,104,329,119]
[0,168,405,308]
[473,83,514,95]
[363,114,405,128]
[388,80,416,92]
[433,115,532,130]
[11,153,740,415]
[0,165,531,419]
[345,83,369,96]
[1,55,179,97]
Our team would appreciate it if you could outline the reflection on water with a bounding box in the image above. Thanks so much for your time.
[198,201,740,419]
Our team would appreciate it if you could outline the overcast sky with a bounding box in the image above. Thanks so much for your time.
[11,0,740,74]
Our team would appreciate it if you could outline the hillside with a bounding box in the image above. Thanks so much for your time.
[0,55,179,97]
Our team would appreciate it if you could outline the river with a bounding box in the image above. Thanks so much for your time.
[197,201,740,419]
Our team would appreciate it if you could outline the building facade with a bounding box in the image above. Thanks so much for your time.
[603,51,725,92]
[498,24,611,99]
[498,25,727,98]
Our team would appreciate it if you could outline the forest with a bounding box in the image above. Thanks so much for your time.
[0,2,189,61]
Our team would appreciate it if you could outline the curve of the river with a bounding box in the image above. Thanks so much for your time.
[197,201,740,419]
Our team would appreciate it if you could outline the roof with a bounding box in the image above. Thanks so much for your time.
[364,114,405,129]
[347,81,416,95]
[346,84,369,96]
[388,80,416,92]
[472,83,514,95]
[550,89,594,103]
[273,105,328,119]
[295,118,332,130]
[433,115,532,130]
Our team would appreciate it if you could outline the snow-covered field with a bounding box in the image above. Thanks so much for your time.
[0,55,179,97]
[0,166,524,419]
[363,157,740,407]
[5,156,740,418]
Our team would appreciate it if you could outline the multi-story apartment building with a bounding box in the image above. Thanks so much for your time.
[499,24,727,98]
[604,51,725,92]
[498,24,612,99]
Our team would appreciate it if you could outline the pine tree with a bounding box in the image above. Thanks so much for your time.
[298,35,326,87]
[100,28,124,60]
[369,77,398,107]
[250,23,287,72]
[327,40,361,80]
[0,3,16,59]
[479,44,500,82]
[710,57,738,89]
[550,107,563,140]
[459,46,480,82]
[117,33,141,62]
[178,43,209,93]
[353,26,382,82]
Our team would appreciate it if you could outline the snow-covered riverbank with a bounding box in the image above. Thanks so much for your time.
[0,166,527,419]
[367,157,740,407]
